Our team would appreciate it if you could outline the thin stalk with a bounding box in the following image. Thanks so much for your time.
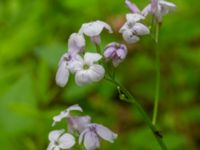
[152,23,160,125]
[104,77,168,150]
[95,44,101,54]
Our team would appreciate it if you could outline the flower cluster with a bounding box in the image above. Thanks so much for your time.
[56,20,128,87]
[48,105,118,150]
[50,1,177,150]
[119,0,176,43]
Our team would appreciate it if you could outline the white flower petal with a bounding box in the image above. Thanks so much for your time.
[68,55,84,73]
[75,70,92,86]
[59,133,75,149]
[55,61,69,87]
[84,131,100,150]
[48,129,65,142]
[133,23,150,36]
[95,124,118,143]
[67,104,83,112]
[68,33,85,54]
[126,13,145,23]
[88,64,105,82]
[84,52,102,65]
[122,30,140,44]
[79,20,112,37]
[47,142,55,150]
[159,0,176,12]
[54,147,60,150]
[96,20,113,33]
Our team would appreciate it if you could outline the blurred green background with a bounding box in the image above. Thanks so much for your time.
[0,0,200,149]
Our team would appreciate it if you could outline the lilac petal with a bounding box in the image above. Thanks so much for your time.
[48,129,64,142]
[95,124,118,143]
[104,47,116,58]
[125,0,140,13]
[151,0,158,13]
[79,128,89,144]
[68,33,85,54]
[59,133,75,149]
[133,23,150,36]
[116,48,127,59]
[84,131,100,150]
[55,61,69,87]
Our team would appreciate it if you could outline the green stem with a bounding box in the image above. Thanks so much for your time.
[152,23,160,126]
[104,77,168,150]
[95,44,101,54]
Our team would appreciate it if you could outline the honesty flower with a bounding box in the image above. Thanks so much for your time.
[52,104,82,126]
[142,0,176,22]
[79,123,118,150]
[119,14,150,44]
[104,42,127,67]
[70,52,105,86]
[47,129,75,150]
[79,20,113,45]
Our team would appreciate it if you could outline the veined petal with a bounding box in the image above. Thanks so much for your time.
[48,129,65,142]
[95,124,118,143]
[79,128,89,144]
[84,131,100,150]
[75,70,92,86]
[133,23,150,36]
[88,64,105,82]
[55,61,69,87]
[84,52,102,65]
[59,133,75,149]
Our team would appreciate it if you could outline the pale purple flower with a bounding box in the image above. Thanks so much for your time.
[119,14,150,44]
[69,52,105,86]
[47,129,75,150]
[79,20,113,45]
[79,123,118,150]
[142,0,176,22]
[104,42,127,67]
[56,33,85,87]
[52,104,83,126]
